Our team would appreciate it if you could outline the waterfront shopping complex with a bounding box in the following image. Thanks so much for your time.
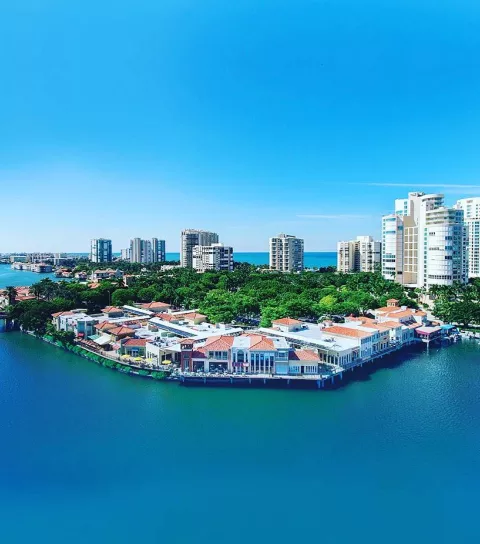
[47,298,456,384]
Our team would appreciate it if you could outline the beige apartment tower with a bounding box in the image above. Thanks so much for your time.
[269,234,304,272]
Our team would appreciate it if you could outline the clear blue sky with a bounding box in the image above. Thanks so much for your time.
[1,0,479,253]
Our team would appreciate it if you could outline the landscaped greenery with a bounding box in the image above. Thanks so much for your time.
[430,281,480,327]
[73,260,180,274]
[6,268,419,333]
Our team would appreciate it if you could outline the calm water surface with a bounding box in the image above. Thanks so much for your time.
[0,333,479,543]
[0,264,60,288]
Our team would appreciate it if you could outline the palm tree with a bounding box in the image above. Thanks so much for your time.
[4,286,18,306]
[38,278,57,301]
[29,283,42,300]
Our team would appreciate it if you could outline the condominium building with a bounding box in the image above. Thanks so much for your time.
[192,243,234,272]
[337,236,381,273]
[129,238,166,264]
[269,234,304,272]
[132,238,152,263]
[120,248,131,261]
[151,238,166,263]
[90,239,112,263]
[455,198,480,278]
[423,207,465,287]
[181,230,219,268]
[381,192,466,288]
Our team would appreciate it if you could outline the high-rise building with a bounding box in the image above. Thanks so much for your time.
[181,230,219,268]
[129,238,165,264]
[120,248,131,261]
[269,234,304,272]
[337,236,381,273]
[90,239,112,263]
[151,238,166,263]
[381,192,466,288]
[130,238,153,264]
[192,243,234,272]
[455,198,480,278]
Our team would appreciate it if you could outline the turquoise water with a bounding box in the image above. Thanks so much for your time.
[70,252,337,268]
[0,264,60,288]
[0,333,479,543]
[0,253,337,289]
[167,251,337,267]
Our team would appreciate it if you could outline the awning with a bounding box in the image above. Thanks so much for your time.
[93,334,112,346]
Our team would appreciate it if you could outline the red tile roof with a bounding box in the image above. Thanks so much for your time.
[95,321,115,331]
[51,311,74,318]
[101,306,123,314]
[182,312,207,320]
[158,313,181,322]
[109,326,135,336]
[272,318,302,326]
[180,338,196,345]
[123,338,147,347]
[249,335,276,351]
[289,349,320,361]
[203,335,235,351]
[141,302,170,309]
[324,326,374,339]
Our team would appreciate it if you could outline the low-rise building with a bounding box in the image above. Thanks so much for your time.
[138,302,171,314]
[101,306,125,318]
[192,243,234,272]
[119,338,147,357]
[271,317,304,333]
[178,333,321,375]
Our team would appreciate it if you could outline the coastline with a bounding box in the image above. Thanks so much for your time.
[16,329,443,391]
[22,331,171,382]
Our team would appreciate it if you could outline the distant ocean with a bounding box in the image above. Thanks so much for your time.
[68,252,337,268]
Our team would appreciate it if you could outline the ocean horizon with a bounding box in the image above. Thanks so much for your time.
[66,251,337,268]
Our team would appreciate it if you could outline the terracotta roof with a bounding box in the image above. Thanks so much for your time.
[95,321,115,330]
[323,326,374,339]
[51,311,74,318]
[89,283,100,289]
[180,312,207,320]
[109,326,135,336]
[203,335,235,351]
[387,298,399,303]
[158,313,181,322]
[408,323,423,329]
[123,338,147,347]
[249,335,276,351]
[272,318,302,326]
[379,321,403,329]
[289,349,320,361]
[180,338,195,345]
[101,306,123,313]
[141,302,170,309]
[374,306,394,314]
[384,310,417,319]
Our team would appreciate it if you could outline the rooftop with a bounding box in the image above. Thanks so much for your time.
[289,349,320,361]
[123,338,147,347]
[109,326,135,336]
[323,326,374,339]
[272,318,303,326]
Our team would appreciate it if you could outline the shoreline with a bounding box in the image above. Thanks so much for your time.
[13,330,448,391]
[22,331,171,382]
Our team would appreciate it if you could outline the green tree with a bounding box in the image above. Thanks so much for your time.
[4,286,18,306]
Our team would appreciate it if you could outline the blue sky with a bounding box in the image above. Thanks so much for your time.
[1,0,479,252]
